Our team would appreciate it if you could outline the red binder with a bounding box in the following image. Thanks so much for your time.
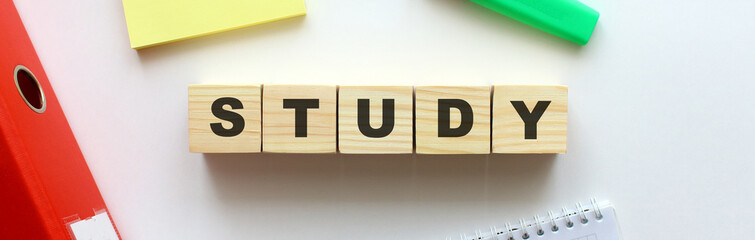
[0,0,120,239]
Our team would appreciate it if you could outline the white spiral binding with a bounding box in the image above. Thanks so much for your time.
[449,198,605,240]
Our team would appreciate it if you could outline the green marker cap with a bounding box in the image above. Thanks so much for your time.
[471,0,599,45]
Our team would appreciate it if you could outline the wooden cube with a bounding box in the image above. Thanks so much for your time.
[492,85,567,153]
[415,86,491,154]
[188,84,261,153]
[262,85,337,153]
[338,86,413,154]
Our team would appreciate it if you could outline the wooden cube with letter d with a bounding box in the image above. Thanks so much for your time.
[188,84,262,153]
[492,85,567,153]
[415,86,491,154]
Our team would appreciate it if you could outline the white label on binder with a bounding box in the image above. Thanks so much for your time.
[69,212,119,240]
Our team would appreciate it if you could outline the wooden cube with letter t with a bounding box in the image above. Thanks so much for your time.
[415,86,491,154]
[263,84,337,153]
[188,84,262,153]
[338,86,414,153]
[492,85,567,153]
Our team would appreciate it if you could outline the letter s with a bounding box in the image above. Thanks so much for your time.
[210,97,245,137]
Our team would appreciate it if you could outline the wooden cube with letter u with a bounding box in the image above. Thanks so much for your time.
[415,86,491,154]
[263,84,337,153]
[188,84,261,153]
[493,85,567,153]
[338,86,414,154]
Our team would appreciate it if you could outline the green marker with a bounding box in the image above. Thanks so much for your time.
[471,0,599,45]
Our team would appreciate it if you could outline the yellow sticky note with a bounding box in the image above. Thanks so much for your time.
[122,0,306,49]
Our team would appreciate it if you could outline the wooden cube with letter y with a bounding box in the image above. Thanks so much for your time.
[263,84,337,153]
[493,85,567,153]
[338,86,414,154]
[188,84,261,153]
[415,86,491,154]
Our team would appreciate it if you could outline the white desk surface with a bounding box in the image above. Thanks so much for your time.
[15,0,754,239]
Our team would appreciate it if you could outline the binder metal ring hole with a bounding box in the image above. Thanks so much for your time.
[566,221,574,228]
[522,233,529,239]
[581,218,588,224]
[13,65,46,113]
[551,225,559,232]
[537,229,544,236]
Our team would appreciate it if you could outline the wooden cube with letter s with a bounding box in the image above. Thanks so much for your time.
[188,84,262,153]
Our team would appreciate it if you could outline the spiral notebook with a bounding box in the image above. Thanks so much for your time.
[453,199,621,240]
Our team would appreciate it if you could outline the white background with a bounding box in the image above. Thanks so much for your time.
[14,0,755,239]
